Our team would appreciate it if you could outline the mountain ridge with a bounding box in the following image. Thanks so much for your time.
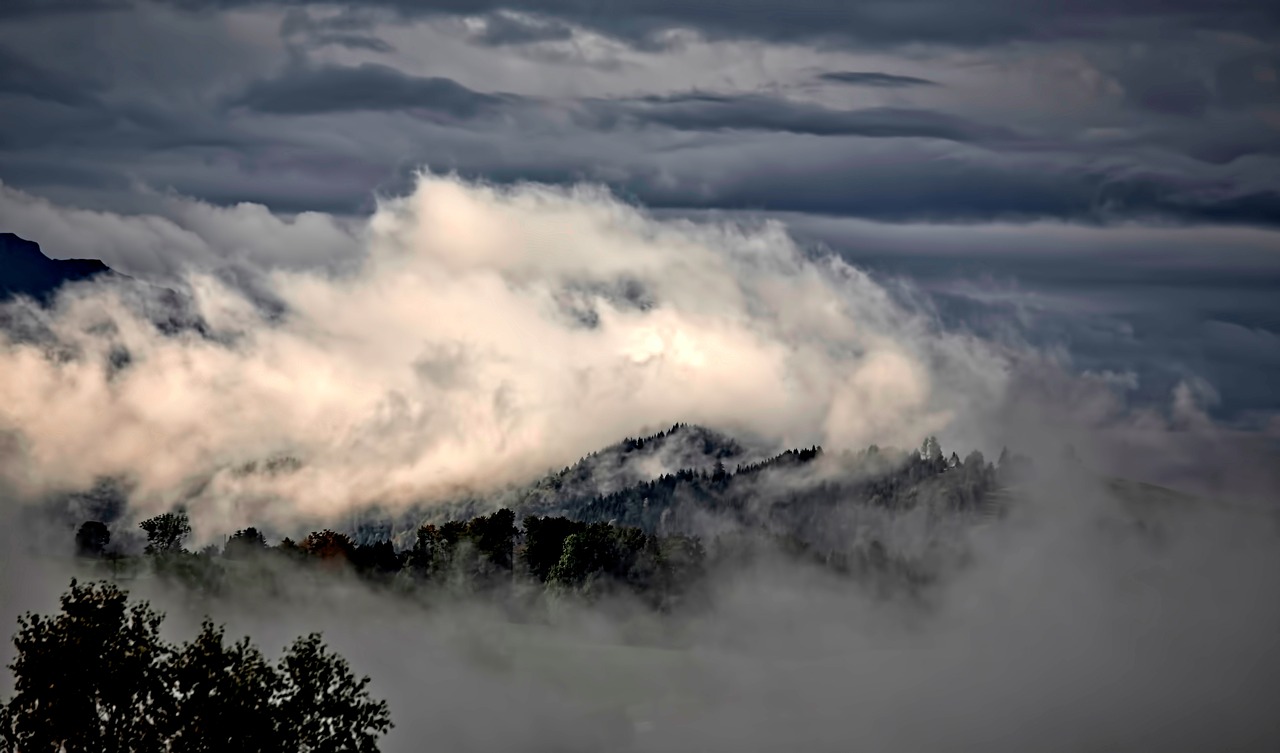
[0,232,118,303]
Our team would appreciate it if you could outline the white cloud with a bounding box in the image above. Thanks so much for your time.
[0,180,361,277]
[0,173,1009,525]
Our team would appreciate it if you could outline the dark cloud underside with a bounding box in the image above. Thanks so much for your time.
[817,71,939,88]
[470,11,574,45]
[111,0,1280,48]
[596,95,1012,142]
[0,46,101,106]
[229,63,516,116]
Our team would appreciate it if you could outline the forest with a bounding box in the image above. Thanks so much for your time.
[53,427,1013,605]
[3,428,1018,752]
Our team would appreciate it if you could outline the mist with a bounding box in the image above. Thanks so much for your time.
[4,450,1278,753]
[2,174,1278,753]
[0,173,1012,532]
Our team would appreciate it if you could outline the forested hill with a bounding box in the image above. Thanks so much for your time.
[38,418,1009,565]
[53,429,1010,615]
[343,426,1007,555]
[340,423,754,544]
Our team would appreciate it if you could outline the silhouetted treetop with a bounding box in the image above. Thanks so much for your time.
[140,511,191,555]
[0,580,392,752]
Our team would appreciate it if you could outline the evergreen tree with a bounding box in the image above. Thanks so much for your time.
[920,436,943,465]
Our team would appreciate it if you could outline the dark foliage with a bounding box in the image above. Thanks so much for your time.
[63,433,1003,610]
[222,527,268,560]
[0,580,392,753]
[301,529,356,565]
[522,515,587,583]
[351,540,403,579]
[139,511,191,555]
[74,521,111,558]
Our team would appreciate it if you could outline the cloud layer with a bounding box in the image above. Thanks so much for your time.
[0,174,1008,524]
[0,0,1277,223]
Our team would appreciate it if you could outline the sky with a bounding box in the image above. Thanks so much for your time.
[0,0,1279,514]
[2,7,1280,747]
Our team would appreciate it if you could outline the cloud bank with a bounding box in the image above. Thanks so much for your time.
[0,174,1009,525]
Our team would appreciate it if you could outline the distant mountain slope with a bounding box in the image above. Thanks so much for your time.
[0,232,115,303]
[514,423,753,516]
[538,442,1002,555]
[344,423,756,544]
[45,422,1251,581]
[0,232,210,342]
[341,426,1004,561]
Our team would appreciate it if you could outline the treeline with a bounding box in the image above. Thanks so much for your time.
[534,436,1007,541]
[74,508,709,610]
[50,426,1014,563]
[68,433,1018,607]
[75,509,946,614]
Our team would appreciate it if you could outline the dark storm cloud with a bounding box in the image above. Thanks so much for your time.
[1085,48,1220,119]
[621,142,1280,227]
[279,6,378,35]
[469,11,574,46]
[229,63,521,117]
[308,34,395,52]
[592,93,1015,143]
[816,71,939,88]
[125,0,1280,50]
[0,46,101,107]
[1214,53,1280,109]
[0,0,125,18]
[279,7,396,52]
[764,214,1280,424]
[0,0,1276,232]
[1118,67,1213,118]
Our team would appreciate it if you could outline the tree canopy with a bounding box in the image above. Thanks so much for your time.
[0,580,392,753]
[139,511,191,555]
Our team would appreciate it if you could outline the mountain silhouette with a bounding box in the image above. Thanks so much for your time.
[0,232,213,337]
[0,232,115,303]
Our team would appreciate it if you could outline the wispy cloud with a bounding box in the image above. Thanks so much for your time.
[816,70,939,88]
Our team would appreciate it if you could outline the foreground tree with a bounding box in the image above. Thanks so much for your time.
[168,621,282,752]
[0,580,392,753]
[1,581,173,753]
[276,635,391,752]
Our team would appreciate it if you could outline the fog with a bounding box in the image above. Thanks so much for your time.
[3,450,1278,752]
[1,174,1278,752]
[0,173,1009,532]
